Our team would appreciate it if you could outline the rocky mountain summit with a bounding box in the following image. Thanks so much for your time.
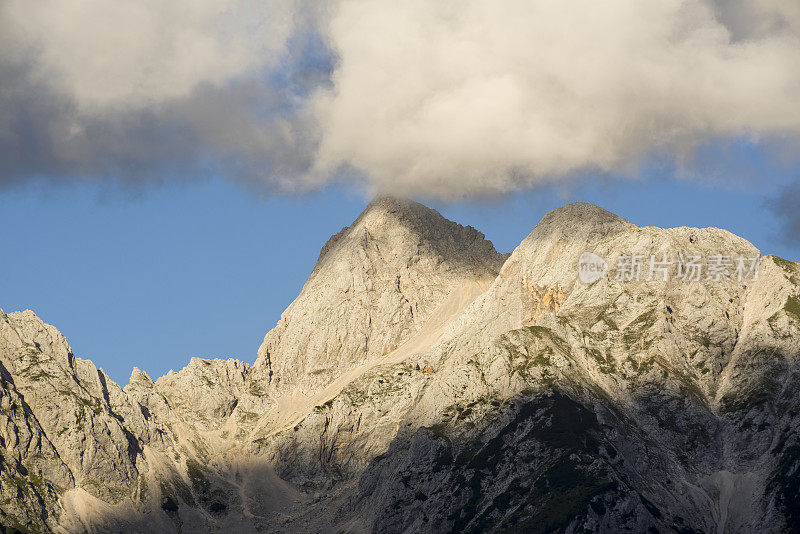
[253,195,506,394]
[1,198,799,533]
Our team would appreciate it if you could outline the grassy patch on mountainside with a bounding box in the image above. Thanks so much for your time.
[784,295,800,322]
[497,326,573,382]
[622,310,658,349]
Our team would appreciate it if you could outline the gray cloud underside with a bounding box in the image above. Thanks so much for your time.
[1,0,799,201]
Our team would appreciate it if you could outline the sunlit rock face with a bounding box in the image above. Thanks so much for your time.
[1,198,799,533]
[252,195,506,396]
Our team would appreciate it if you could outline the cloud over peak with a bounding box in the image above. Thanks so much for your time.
[1,0,799,198]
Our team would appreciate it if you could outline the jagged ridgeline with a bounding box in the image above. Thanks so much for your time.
[1,197,799,533]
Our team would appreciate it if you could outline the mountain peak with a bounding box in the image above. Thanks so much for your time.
[363,194,425,213]
[315,195,500,276]
[255,196,506,391]
[359,194,452,222]
[314,195,430,268]
[536,202,632,233]
[358,195,464,237]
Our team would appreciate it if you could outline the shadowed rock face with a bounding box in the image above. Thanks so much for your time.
[1,198,800,533]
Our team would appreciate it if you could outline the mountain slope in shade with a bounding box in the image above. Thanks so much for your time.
[1,198,799,533]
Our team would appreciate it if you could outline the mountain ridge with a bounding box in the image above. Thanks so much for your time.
[1,198,800,533]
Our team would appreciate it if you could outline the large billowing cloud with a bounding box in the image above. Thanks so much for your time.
[1,0,799,198]
[0,0,323,191]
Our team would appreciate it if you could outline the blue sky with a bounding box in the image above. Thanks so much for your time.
[2,2,799,384]
[2,156,797,385]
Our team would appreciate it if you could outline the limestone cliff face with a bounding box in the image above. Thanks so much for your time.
[253,195,506,395]
[0,310,147,524]
[1,198,799,533]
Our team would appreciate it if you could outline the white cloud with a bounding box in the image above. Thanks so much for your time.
[1,0,296,110]
[1,0,799,198]
[309,0,800,197]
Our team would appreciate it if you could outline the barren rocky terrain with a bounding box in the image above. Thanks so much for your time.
[2,196,799,533]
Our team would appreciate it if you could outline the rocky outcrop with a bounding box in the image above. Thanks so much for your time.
[1,198,799,533]
[253,195,506,395]
[0,310,146,507]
